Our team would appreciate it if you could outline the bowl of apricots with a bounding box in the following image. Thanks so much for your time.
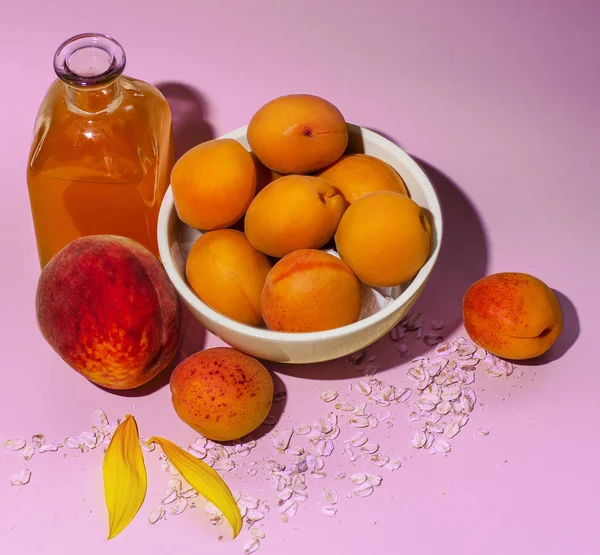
[157,93,443,363]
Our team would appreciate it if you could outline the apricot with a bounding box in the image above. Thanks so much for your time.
[171,138,256,230]
[170,347,274,441]
[462,273,563,360]
[35,235,181,390]
[247,94,348,174]
[317,154,408,204]
[335,191,431,287]
[185,229,272,327]
[244,175,346,258]
[261,249,361,332]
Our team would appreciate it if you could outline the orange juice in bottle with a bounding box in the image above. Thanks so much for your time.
[27,33,174,267]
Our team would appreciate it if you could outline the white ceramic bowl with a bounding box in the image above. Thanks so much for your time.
[157,124,442,364]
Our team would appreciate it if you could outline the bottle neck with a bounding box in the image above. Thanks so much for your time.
[65,79,122,113]
[54,33,126,113]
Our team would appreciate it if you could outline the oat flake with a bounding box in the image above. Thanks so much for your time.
[320,390,338,403]
[272,429,293,452]
[411,430,427,449]
[10,469,31,486]
[244,539,260,554]
[4,439,26,451]
[21,446,35,460]
[148,507,165,525]
[31,434,45,449]
[384,459,401,471]
[322,506,337,517]
[433,439,452,453]
[349,416,369,428]
[323,488,339,505]
[444,422,460,439]
[407,411,420,423]
[361,442,379,454]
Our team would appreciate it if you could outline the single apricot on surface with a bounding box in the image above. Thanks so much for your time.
[185,229,272,327]
[171,138,256,230]
[261,249,361,333]
[462,272,563,360]
[170,347,274,441]
[247,94,348,174]
[35,235,181,390]
[244,175,346,258]
[317,154,408,204]
[335,191,431,287]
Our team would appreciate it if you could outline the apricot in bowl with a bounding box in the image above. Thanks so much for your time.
[157,124,442,364]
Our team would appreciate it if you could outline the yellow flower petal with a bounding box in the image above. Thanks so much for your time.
[103,415,147,539]
[148,436,242,537]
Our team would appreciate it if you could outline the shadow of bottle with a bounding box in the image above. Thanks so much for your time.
[155,82,216,161]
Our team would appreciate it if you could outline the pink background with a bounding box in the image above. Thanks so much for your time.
[1,1,598,554]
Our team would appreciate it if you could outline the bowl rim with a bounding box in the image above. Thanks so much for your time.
[158,123,443,345]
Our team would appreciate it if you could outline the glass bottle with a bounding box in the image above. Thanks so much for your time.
[27,33,174,267]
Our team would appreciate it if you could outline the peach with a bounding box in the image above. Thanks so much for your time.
[185,229,272,327]
[462,272,563,360]
[247,94,348,174]
[317,154,408,204]
[35,235,181,390]
[170,347,274,441]
[261,249,361,332]
[244,175,346,258]
[171,138,256,230]
[335,191,431,287]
